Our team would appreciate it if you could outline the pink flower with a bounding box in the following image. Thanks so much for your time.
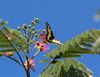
[4,52,14,56]
[40,33,46,42]
[24,59,35,70]
[35,41,48,51]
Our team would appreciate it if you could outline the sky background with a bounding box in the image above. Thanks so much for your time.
[0,0,100,77]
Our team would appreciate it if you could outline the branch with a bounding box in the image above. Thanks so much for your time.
[4,55,22,66]
[0,29,27,74]
[41,58,56,74]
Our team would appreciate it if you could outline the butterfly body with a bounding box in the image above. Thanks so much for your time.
[40,22,63,45]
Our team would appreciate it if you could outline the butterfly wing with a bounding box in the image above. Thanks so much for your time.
[45,22,63,45]
[46,22,55,42]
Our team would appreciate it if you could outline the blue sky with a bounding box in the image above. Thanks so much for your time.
[0,0,100,77]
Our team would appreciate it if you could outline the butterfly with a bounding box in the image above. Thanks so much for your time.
[40,22,63,45]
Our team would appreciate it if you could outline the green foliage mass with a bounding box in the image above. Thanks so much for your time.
[0,19,98,77]
[47,30,100,59]
[0,27,28,55]
[41,59,93,77]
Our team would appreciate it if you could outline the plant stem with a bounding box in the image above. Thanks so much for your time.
[41,61,52,74]
[4,55,22,66]
[0,29,28,77]
[31,50,40,59]
[26,50,30,77]
[4,55,30,76]
[41,58,56,74]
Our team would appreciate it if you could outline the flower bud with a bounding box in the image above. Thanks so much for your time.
[28,25,31,28]
[31,31,36,34]
[24,59,35,70]
[17,27,20,30]
[30,40,35,44]
[22,24,27,30]
[4,52,14,56]
[42,29,46,33]
[34,18,39,24]
[32,18,39,25]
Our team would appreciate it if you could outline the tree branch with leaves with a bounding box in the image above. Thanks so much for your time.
[0,18,100,77]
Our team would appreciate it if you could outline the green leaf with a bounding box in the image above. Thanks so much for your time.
[40,59,93,77]
[47,30,100,59]
[0,27,28,52]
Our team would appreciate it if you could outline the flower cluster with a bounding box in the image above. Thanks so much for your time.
[35,41,48,51]
[4,52,14,56]
[24,59,35,70]
[40,33,46,42]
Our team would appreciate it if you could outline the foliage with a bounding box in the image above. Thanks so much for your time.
[41,59,93,77]
[0,18,99,77]
[0,27,28,51]
[47,30,100,59]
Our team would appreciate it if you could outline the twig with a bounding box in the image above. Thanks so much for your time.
[4,55,22,66]
[31,50,40,59]
[41,59,55,74]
